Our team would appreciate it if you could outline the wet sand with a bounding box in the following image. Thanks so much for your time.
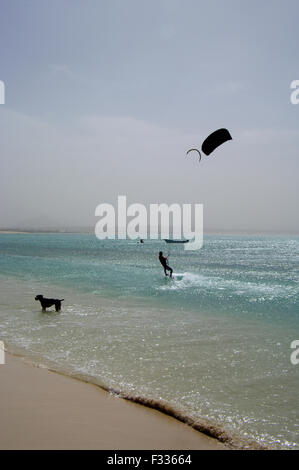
[0,353,226,450]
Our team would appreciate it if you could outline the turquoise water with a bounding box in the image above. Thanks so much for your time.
[0,234,298,448]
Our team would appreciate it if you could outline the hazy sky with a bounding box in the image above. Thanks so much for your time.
[0,0,298,232]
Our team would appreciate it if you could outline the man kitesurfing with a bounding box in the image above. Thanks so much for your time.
[159,251,173,278]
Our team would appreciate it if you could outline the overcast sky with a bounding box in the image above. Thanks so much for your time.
[0,0,298,232]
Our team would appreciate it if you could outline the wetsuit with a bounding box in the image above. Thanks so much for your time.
[159,254,173,277]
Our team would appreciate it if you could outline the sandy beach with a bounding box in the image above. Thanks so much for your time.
[0,353,225,450]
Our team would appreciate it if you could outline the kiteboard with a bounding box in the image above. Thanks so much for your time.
[169,273,184,281]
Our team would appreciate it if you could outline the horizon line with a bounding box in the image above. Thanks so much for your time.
[0,227,299,236]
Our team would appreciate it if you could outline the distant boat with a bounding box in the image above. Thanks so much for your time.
[164,239,189,244]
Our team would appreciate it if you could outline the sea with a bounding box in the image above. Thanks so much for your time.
[0,233,298,449]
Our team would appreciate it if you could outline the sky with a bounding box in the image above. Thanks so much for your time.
[0,0,298,232]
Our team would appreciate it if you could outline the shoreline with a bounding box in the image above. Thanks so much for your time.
[0,352,227,450]
[0,236,289,450]
[1,348,267,450]
[1,230,298,236]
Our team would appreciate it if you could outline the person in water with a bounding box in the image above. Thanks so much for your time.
[159,251,173,278]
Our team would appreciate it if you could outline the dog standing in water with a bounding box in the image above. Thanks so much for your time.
[35,295,64,312]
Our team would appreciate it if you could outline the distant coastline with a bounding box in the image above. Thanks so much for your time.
[1,228,298,236]
[0,229,93,234]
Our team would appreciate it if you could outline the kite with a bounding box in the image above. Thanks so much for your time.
[186,128,232,163]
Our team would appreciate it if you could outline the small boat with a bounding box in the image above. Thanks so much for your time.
[164,239,189,244]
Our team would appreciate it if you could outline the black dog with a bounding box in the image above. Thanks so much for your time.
[35,295,64,312]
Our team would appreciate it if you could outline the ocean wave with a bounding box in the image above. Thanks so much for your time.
[5,346,270,450]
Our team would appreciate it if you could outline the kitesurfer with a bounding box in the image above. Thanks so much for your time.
[159,251,173,278]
